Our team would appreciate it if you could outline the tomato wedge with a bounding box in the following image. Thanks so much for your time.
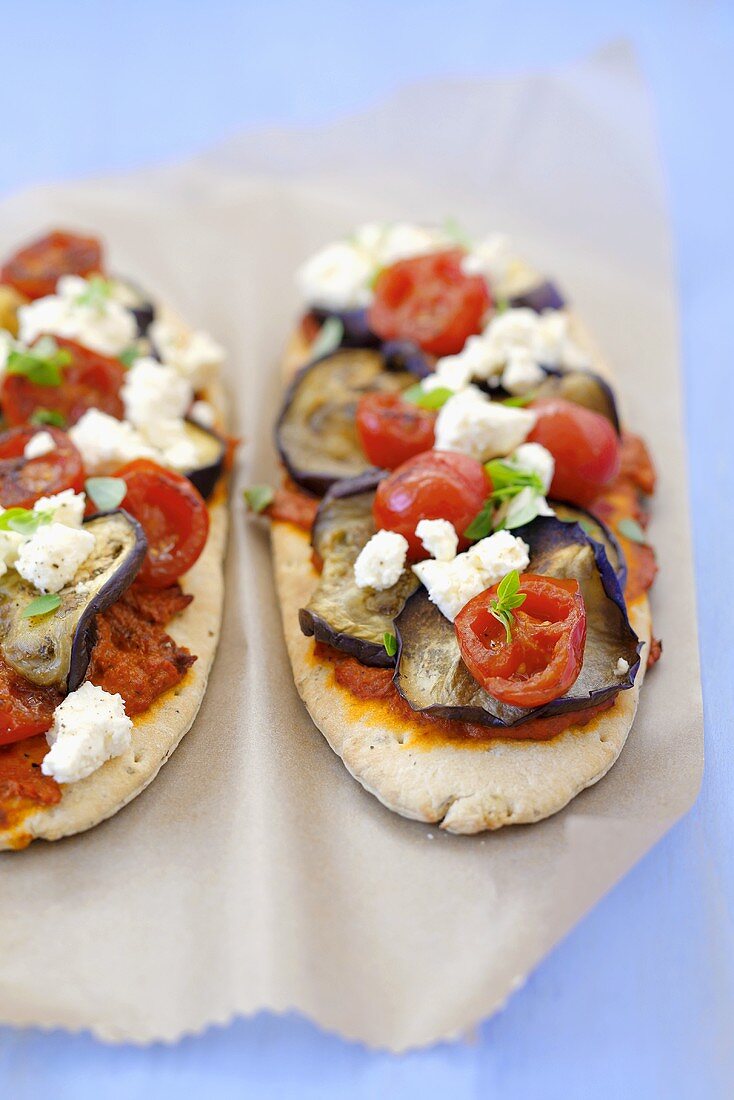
[117,459,209,588]
[0,425,85,508]
[1,337,125,427]
[0,230,103,301]
[373,450,490,559]
[0,656,62,746]
[369,249,491,357]
[454,574,587,707]
[356,391,436,469]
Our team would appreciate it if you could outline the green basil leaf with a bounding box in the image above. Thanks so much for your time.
[403,383,454,410]
[463,500,494,541]
[617,517,648,545]
[244,484,274,514]
[119,345,142,368]
[0,507,52,536]
[30,408,66,427]
[311,317,344,359]
[383,632,398,657]
[85,477,127,512]
[21,593,62,620]
[75,275,112,309]
[6,348,65,387]
[501,391,536,407]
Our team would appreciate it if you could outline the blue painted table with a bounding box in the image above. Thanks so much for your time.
[1,2,732,1095]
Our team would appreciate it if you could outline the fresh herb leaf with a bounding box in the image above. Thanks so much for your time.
[119,345,142,368]
[403,383,454,410]
[244,484,274,514]
[6,337,71,387]
[311,317,344,359]
[21,593,62,620]
[85,477,127,512]
[75,275,112,310]
[495,298,510,314]
[617,517,648,544]
[463,500,494,541]
[485,460,544,495]
[383,631,398,657]
[442,217,472,248]
[30,408,66,428]
[368,266,384,290]
[489,569,527,644]
[0,507,53,536]
[502,391,536,407]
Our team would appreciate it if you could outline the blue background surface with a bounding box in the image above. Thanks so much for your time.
[1,1,732,1096]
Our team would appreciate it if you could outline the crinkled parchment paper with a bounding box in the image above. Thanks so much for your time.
[0,42,702,1050]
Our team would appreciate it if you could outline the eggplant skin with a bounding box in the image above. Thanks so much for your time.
[395,515,641,729]
[181,419,226,500]
[551,502,626,589]
[0,510,147,692]
[309,307,379,348]
[509,280,565,312]
[300,471,418,666]
[275,348,419,496]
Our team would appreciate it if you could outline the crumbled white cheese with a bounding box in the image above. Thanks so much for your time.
[296,223,451,310]
[150,418,200,472]
[415,519,458,562]
[23,430,56,460]
[434,388,535,461]
[19,274,137,357]
[34,489,86,528]
[16,522,95,593]
[413,530,530,622]
[501,349,546,395]
[354,529,409,591]
[461,235,540,298]
[189,399,217,429]
[0,528,23,578]
[41,682,132,784]
[69,408,156,475]
[507,442,555,493]
[121,357,193,429]
[150,319,224,389]
[615,657,630,677]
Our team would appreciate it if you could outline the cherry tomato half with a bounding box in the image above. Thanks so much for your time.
[0,657,62,746]
[455,574,587,707]
[0,425,85,509]
[356,391,436,469]
[0,230,103,301]
[117,459,209,588]
[528,398,620,506]
[1,337,126,428]
[373,450,490,560]
[368,249,491,358]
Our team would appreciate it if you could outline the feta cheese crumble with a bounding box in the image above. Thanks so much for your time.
[189,399,217,429]
[19,274,137,357]
[121,357,193,429]
[33,489,86,528]
[69,408,156,475]
[41,682,133,784]
[16,522,95,593]
[354,529,409,591]
[0,528,23,579]
[460,234,540,298]
[149,319,224,389]
[412,530,530,622]
[23,430,56,460]
[434,388,536,461]
[615,657,630,677]
[415,519,458,562]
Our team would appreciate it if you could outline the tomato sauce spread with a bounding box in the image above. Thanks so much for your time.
[315,642,615,744]
[268,480,319,531]
[87,584,195,716]
[0,582,195,824]
[590,432,658,602]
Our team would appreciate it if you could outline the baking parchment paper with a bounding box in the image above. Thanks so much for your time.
[0,42,702,1051]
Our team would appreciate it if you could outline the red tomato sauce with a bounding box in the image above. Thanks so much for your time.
[316,642,615,744]
[268,482,319,531]
[0,583,196,827]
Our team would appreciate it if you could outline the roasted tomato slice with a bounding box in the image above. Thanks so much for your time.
[528,398,620,506]
[368,249,491,357]
[0,657,62,746]
[0,230,103,301]
[0,425,85,508]
[373,450,490,560]
[1,337,125,427]
[356,391,436,469]
[454,574,587,707]
[117,459,209,588]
